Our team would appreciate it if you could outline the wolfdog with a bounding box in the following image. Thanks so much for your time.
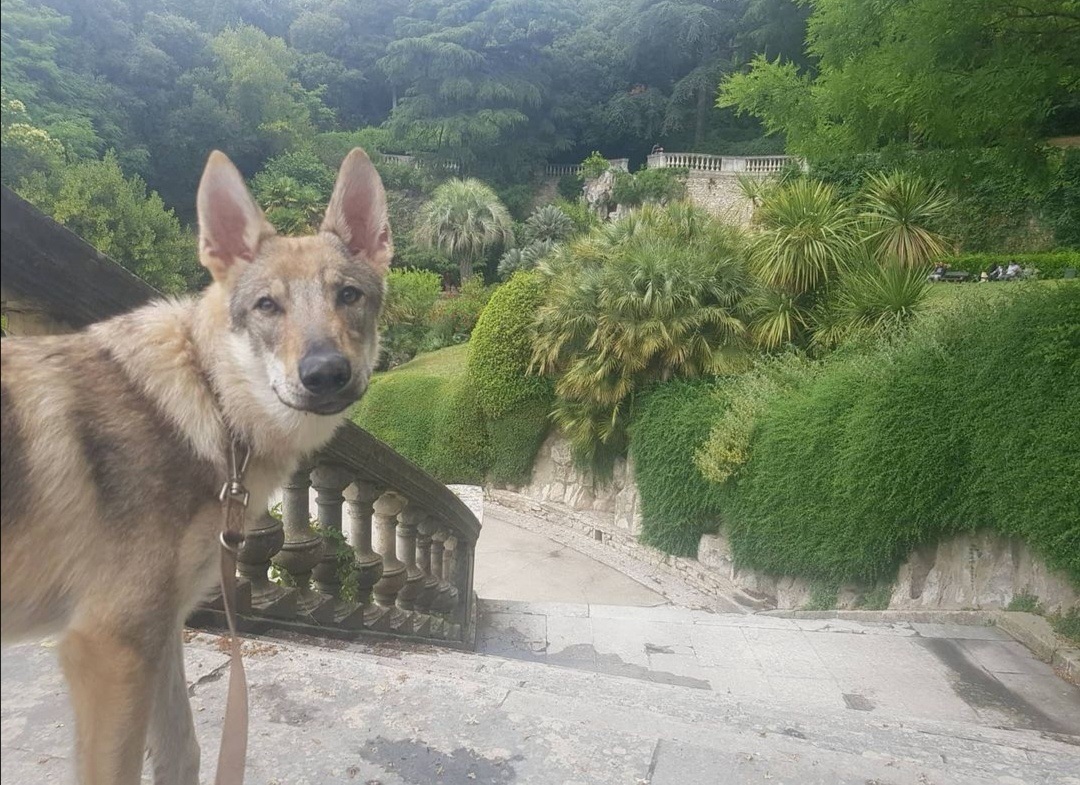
[0,148,391,784]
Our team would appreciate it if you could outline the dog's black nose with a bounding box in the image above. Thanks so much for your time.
[298,351,351,395]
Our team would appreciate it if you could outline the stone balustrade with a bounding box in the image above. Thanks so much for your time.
[646,152,802,175]
[193,422,481,648]
[544,158,630,177]
[376,152,461,172]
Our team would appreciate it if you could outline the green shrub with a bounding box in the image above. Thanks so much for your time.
[486,398,552,486]
[553,198,600,236]
[380,269,443,368]
[695,354,819,484]
[611,167,688,207]
[1050,607,1080,646]
[426,376,491,484]
[557,173,584,201]
[803,584,839,611]
[469,271,552,419]
[721,284,1080,586]
[353,347,465,469]
[944,251,1080,279]
[581,151,609,180]
[1005,592,1042,613]
[629,380,729,557]
[17,151,201,293]
[427,277,493,347]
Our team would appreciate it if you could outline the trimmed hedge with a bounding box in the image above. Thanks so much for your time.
[628,381,729,557]
[721,283,1080,586]
[355,273,554,487]
[945,250,1080,279]
[468,270,553,419]
[353,345,483,480]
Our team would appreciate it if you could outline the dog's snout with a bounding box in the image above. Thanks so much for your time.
[298,350,351,395]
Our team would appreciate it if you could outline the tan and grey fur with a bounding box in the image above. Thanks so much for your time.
[0,148,392,784]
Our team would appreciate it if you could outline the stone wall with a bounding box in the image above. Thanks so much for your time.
[683,173,755,227]
[513,434,642,537]
[513,433,1079,612]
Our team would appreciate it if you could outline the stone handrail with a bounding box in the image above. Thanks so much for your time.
[646,152,802,175]
[212,423,481,647]
[0,187,481,648]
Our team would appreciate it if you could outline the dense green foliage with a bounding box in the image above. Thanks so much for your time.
[720,0,1079,158]
[721,285,1080,585]
[532,202,754,472]
[628,381,729,556]
[16,151,201,292]
[469,272,553,420]
[720,1,1080,251]
[357,275,555,486]
[625,284,1080,586]
[746,172,945,350]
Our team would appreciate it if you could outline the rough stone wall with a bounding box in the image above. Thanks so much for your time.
[514,434,642,537]
[515,434,1078,612]
[683,173,755,227]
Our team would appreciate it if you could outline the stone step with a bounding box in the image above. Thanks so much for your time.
[233,631,1080,784]
[4,625,1077,785]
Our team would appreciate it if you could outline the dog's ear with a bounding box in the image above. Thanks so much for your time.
[321,148,392,273]
[196,150,276,282]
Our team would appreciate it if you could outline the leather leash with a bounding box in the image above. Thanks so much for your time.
[215,438,251,785]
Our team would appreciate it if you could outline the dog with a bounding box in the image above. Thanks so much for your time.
[0,147,391,784]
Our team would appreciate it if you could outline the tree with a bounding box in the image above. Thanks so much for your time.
[17,151,201,293]
[378,0,581,175]
[413,178,514,282]
[0,90,65,184]
[719,0,1080,158]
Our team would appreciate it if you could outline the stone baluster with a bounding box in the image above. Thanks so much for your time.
[344,481,383,610]
[371,491,407,611]
[429,529,453,613]
[310,465,353,598]
[438,534,461,614]
[395,508,425,611]
[272,467,326,614]
[415,516,440,613]
[236,509,291,614]
[449,537,474,625]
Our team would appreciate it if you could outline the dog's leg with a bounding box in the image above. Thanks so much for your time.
[147,626,200,785]
[60,626,157,785]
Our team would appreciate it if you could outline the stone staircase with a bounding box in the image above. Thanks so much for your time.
[4,600,1078,784]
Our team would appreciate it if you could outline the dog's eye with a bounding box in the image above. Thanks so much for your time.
[338,286,363,306]
[254,296,279,315]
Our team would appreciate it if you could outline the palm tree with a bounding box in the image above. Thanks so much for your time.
[524,204,575,244]
[531,202,752,472]
[860,171,951,268]
[413,178,514,281]
[749,178,857,294]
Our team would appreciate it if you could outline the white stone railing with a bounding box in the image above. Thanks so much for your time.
[646,152,803,175]
[376,152,460,172]
[544,158,630,177]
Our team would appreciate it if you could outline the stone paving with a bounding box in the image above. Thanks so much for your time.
[3,608,1078,784]
[3,506,1080,784]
